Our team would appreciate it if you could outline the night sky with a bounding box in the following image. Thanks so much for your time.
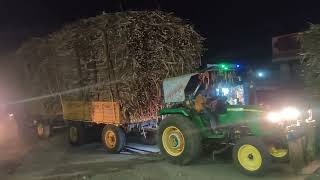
[1,0,320,64]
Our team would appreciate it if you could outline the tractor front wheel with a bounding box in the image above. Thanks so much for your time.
[158,115,201,165]
[233,136,271,176]
[269,145,289,162]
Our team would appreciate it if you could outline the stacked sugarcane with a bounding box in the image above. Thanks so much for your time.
[15,11,204,122]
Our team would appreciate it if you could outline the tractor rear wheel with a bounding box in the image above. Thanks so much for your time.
[233,136,271,176]
[158,115,201,165]
[102,125,126,153]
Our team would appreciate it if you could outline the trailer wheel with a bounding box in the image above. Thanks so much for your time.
[233,136,271,176]
[68,123,86,146]
[102,125,126,153]
[288,137,305,171]
[158,115,201,165]
[37,122,51,139]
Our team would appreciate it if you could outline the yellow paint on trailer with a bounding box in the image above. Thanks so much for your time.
[62,101,121,124]
[62,101,91,120]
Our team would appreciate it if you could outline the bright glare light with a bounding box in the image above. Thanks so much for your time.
[222,88,229,95]
[281,107,300,120]
[267,107,300,123]
[8,113,14,120]
[267,112,282,123]
[257,72,264,77]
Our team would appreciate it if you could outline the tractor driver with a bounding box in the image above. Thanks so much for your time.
[194,72,222,129]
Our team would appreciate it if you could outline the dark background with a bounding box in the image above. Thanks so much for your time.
[0,0,320,64]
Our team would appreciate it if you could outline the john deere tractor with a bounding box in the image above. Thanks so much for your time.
[158,64,316,175]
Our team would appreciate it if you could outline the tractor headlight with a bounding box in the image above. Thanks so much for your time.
[266,107,300,123]
[267,112,282,123]
[281,107,300,120]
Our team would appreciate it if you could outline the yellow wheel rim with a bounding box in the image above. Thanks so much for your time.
[69,127,78,142]
[37,123,44,136]
[162,126,185,156]
[105,130,117,149]
[269,146,288,158]
[237,144,262,171]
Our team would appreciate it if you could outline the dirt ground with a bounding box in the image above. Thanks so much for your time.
[0,123,319,180]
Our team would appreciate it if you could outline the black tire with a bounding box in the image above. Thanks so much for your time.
[140,131,157,145]
[36,121,51,139]
[158,115,201,165]
[101,125,126,153]
[233,136,271,176]
[68,123,86,146]
[288,137,305,171]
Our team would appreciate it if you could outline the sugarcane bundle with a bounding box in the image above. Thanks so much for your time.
[16,11,204,122]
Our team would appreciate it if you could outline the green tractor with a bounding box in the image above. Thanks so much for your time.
[158,64,316,175]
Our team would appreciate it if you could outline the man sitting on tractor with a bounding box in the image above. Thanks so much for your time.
[194,72,227,129]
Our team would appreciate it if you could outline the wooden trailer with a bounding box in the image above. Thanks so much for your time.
[61,101,157,153]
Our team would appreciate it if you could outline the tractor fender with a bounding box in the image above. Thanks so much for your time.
[158,108,211,137]
[158,108,190,117]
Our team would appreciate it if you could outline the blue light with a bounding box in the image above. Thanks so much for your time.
[222,88,229,95]
[257,72,264,77]
[236,64,240,68]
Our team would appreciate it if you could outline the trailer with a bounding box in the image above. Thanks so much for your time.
[52,101,158,152]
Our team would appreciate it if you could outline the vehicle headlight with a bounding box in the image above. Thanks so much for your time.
[266,107,300,123]
[267,112,282,123]
[281,107,300,120]
[8,113,14,120]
